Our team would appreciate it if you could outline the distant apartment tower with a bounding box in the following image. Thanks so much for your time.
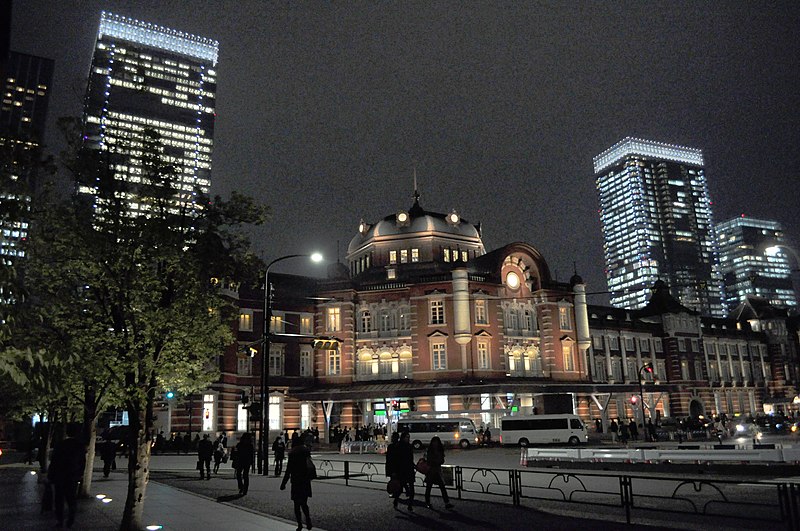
[716,216,797,311]
[594,137,724,316]
[0,50,54,261]
[79,12,218,219]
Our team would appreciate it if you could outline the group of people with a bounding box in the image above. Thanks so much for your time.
[603,418,659,444]
[385,431,454,511]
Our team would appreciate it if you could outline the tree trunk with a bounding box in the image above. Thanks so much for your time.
[119,402,152,531]
[80,392,99,497]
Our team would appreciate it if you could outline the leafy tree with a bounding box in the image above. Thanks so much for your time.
[18,121,266,529]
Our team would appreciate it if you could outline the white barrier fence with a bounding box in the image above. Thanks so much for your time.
[339,441,389,454]
[523,445,800,464]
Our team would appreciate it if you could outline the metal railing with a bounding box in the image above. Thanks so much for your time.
[312,458,800,530]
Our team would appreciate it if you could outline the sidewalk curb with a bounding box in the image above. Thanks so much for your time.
[148,476,307,529]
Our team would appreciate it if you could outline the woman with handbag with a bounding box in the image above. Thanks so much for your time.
[423,436,453,509]
[280,432,313,531]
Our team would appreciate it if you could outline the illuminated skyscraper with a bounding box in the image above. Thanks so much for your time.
[716,216,797,311]
[1,48,54,261]
[80,12,218,219]
[594,137,724,316]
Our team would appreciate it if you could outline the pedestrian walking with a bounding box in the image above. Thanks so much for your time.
[647,419,658,442]
[423,436,453,509]
[389,431,415,511]
[99,436,117,478]
[213,440,224,474]
[620,421,630,445]
[233,433,254,495]
[609,419,618,443]
[281,432,313,531]
[198,434,213,480]
[47,424,86,529]
[629,419,639,441]
[273,434,286,477]
[183,432,191,455]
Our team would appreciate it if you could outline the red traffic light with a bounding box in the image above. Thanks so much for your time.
[630,395,639,404]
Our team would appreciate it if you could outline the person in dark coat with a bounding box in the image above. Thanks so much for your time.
[392,431,416,511]
[99,436,117,478]
[47,424,86,529]
[273,434,286,477]
[197,434,213,480]
[629,419,639,441]
[233,433,254,495]
[280,432,313,531]
[423,436,453,509]
[384,431,402,506]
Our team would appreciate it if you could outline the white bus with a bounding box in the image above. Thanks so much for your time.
[500,414,588,446]
[396,418,480,449]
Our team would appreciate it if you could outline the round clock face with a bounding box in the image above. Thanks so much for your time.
[449,213,459,223]
[397,212,408,222]
[506,271,520,289]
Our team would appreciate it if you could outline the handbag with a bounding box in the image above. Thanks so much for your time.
[415,458,430,475]
[386,478,402,496]
[306,455,317,479]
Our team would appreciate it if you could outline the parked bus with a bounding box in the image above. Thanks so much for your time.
[396,418,480,449]
[500,414,587,446]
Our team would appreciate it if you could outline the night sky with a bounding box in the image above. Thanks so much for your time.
[10,1,800,302]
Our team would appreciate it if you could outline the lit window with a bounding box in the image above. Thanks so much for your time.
[411,249,419,262]
[328,350,341,375]
[477,342,490,369]
[237,404,248,431]
[443,248,450,262]
[269,395,282,431]
[462,251,468,262]
[475,299,487,324]
[326,307,341,332]
[430,299,445,325]
[270,314,283,334]
[432,342,447,370]
[563,344,574,371]
[300,315,313,335]
[400,249,408,263]
[559,307,572,330]
[202,394,215,432]
[389,250,397,264]
[238,310,253,332]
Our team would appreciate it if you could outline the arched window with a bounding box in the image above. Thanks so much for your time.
[360,310,372,332]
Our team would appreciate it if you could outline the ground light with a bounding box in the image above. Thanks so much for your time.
[101,498,113,504]
[146,526,164,530]
[95,494,106,499]
[29,470,36,476]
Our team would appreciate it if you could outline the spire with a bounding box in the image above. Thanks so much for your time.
[412,164,420,204]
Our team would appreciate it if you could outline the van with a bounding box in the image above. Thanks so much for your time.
[500,414,587,446]
[396,418,480,449]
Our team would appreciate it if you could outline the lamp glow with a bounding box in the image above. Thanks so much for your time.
[96,494,106,499]
[310,252,323,263]
[102,498,113,503]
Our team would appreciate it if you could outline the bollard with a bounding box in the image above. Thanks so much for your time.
[519,448,528,467]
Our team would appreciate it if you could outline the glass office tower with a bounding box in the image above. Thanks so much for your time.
[594,137,724,316]
[0,51,54,261]
[80,12,218,219]
[717,216,797,311]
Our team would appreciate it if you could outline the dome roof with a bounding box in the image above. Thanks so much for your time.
[348,198,481,255]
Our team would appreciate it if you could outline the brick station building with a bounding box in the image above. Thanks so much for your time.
[165,194,800,443]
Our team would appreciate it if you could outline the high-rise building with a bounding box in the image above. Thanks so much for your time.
[594,137,724,316]
[79,12,218,219]
[716,215,797,311]
[1,49,54,261]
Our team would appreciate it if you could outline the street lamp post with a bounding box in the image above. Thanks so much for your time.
[638,363,654,425]
[258,252,323,475]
